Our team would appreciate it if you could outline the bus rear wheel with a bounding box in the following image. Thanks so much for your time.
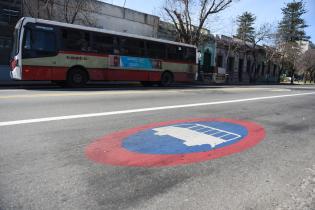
[160,72,173,87]
[67,68,88,88]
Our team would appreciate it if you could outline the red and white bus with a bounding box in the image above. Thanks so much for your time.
[10,17,197,87]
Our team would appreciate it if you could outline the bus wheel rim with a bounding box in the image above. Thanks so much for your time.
[73,74,83,83]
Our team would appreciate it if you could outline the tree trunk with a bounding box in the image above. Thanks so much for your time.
[303,73,307,84]
[278,58,285,83]
[290,67,294,85]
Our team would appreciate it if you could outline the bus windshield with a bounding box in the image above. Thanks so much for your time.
[23,28,56,52]
[11,29,19,57]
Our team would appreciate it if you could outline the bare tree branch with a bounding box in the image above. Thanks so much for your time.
[163,0,235,45]
[23,0,98,26]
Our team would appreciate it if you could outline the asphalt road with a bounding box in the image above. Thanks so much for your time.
[0,84,315,210]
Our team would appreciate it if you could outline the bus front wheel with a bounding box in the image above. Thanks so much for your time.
[67,68,88,88]
[160,72,173,87]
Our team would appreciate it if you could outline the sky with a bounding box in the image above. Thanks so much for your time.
[103,0,315,43]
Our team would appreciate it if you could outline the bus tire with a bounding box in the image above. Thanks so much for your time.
[160,72,173,87]
[66,67,88,88]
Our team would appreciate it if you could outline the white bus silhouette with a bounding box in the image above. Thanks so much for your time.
[153,123,241,149]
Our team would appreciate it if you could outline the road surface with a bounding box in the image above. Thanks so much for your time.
[0,84,314,210]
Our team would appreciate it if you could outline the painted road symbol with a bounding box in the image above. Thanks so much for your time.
[85,118,265,167]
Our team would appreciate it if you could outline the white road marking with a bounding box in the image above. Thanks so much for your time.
[0,92,314,127]
[153,124,241,148]
[270,89,292,92]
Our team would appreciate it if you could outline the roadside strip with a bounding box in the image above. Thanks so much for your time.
[0,92,314,127]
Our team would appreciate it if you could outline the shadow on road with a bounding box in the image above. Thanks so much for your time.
[1,81,313,92]
[0,82,228,92]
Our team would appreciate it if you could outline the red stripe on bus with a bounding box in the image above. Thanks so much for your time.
[22,66,194,83]
[104,69,193,82]
[59,51,109,57]
[22,66,67,80]
[104,69,153,81]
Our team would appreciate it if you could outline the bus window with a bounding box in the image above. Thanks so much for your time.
[11,29,19,57]
[91,33,113,54]
[23,28,56,52]
[185,47,196,62]
[147,41,166,59]
[24,29,31,50]
[167,45,177,60]
[120,38,145,57]
[61,29,88,51]
[167,45,185,61]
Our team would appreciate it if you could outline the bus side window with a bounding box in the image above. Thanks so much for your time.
[147,41,166,59]
[176,46,184,60]
[91,33,113,54]
[185,47,196,62]
[119,38,145,57]
[167,45,177,60]
[23,29,31,50]
[61,29,84,51]
[113,37,119,54]
[81,32,90,52]
[167,45,184,61]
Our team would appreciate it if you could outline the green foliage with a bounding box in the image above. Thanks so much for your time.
[236,12,256,42]
[278,0,309,43]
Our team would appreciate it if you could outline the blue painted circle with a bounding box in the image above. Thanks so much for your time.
[122,121,248,155]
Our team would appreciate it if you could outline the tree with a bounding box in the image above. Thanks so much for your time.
[62,0,97,25]
[235,15,273,83]
[277,0,310,84]
[278,0,309,43]
[23,0,98,26]
[297,49,315,83]
[279,41,302,81]
[235,11,275,83]
[23,0,55,19]
[163,0,235,45]
[247,24,273,83]
[235,12,256,43]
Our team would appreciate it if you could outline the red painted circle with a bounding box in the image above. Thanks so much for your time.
[85,118,265,167]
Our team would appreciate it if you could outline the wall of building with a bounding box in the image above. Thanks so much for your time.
[157,21,178,41]
[93,2,159,38]
[215,35,280,84]
[23,0,160,38]
[0,0,21,65]
[199,41,216,67]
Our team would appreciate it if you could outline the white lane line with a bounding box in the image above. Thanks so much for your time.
[270,89,292,92]
[0,92,314,127]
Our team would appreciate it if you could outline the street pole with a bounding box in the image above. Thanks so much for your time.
[123,0,127,19]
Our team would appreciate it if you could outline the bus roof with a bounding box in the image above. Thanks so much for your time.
[20,17,197,49]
